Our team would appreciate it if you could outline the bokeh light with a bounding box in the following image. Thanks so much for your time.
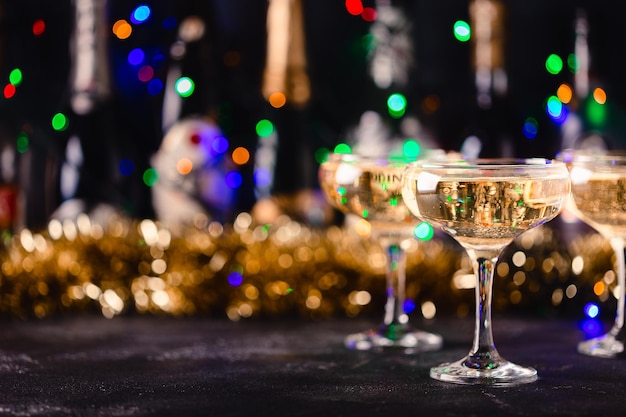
[556,83,573,104]
[345,0,363,16]
[586,99,607,127]
[522,117,538,139]
[228,271,243,287]
[584,302,599,319]
[567,53,579,73]
[51,113,69,131]
[269,92,286,108]
[232,147,250,165]
[112,20,132,40]
[402,139,421,158]
[131,5,151,24]
[254,168,272,187]
[256,119,274,137]
[414,222,434,241]
[545,54,563,75]
[593,87,607,104]
[175,77,195,97]
[138,65,154,82]
[453,20,471,42]
[32,19,46,36]
[128,48,145,66]
[546,96,564,119]
[16,133,29,154]
[147,79,163,96]
[3,84,16,99]
[225,171,243,188]
[143,168,158,186]
[333,143,352,154]
[211,136,229,154]
[315,147,331,164]
[119,158,134,176]
[9,68,23,86]
[361,7,377,22]
[387,93,407,118]
[176,158,193,175]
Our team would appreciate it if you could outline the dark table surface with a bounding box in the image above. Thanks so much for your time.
[0,315,625,416]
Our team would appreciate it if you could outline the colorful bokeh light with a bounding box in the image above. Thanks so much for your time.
[269,92,286,108]
[414,222,434,241]
[255,119,274,137]
[593,87,607,104]
[128,48,145,66]
[3,84,16,99]
[16,133,29,154]
[131,5,151,24]
[175,77,195,97]
[333,143,352,154]
[112,19,132,40]
[345,0,363,16]
[387,93,407,118]
[315,147,331,164]
[119,158,134,176]
[453,20,471,42]
[522,117,538,139]
[32,19,46,36]
[545,54,563,75]
[402,139,421,158]
[232,147,250,165]
[143,168,158,186]
[361,7,377,22]
[584,302,600,319]
[9,69,23,86]
[557,83,573,104]
[567,53,579,73]
[225,171,243,188]
[51,113,69,131]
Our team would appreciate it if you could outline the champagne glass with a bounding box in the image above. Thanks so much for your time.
[319,153,443,352]
[561,150,626,358]
[402,158,570,385]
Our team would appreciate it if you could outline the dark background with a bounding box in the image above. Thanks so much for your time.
[1,0,626,227]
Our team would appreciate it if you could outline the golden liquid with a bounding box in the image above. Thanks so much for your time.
[403,177,569,249]
[570,176,626,236]
[319,159,416,234]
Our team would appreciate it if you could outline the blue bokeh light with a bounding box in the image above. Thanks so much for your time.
[131,5,151,24]
[225,171,243,188]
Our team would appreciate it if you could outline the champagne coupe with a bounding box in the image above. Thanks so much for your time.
[319,153,443,352]
[561,150,626,358]
[402,158,570,385]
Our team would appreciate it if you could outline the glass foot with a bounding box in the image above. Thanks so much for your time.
[578,333,625,358]
[344,323,443,353]
[430,357,537,386]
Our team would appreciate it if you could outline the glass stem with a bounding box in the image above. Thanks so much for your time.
[609,238,625,340]
[465,249,502,369]
[382,241,407,327]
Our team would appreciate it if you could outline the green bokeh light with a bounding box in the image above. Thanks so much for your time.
[143,168,159,187]
[9,68,23,86]
[453,20,471,42]
[545,54,563,75]
[315,147,331,164]
[175,76,195,97]
[567,53,579,73]
[16,132,29,153]
[387,93,407,118]
[403,139,421,158]
[256,119,274,137]
[414,222,434,241]
[586,99,607,127]
[333,143,352,154]
[51,113,68,131]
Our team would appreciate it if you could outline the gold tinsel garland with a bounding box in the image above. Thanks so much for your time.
[0,209,616,321]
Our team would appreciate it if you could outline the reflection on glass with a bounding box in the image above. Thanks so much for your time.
[319,153,442,352]
[402,158,570,385]
[560,150,626,358]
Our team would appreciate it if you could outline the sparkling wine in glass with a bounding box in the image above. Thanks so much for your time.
[319,153,443,352]
[402,158,570,385]
[562,150,626,357]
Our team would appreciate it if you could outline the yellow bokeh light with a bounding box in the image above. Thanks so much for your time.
[556,83,573,104]
[269,92,287,108]
[232,147,250,165]
[176,158,193,175]
[113,20,132,40]
[593,87,607,104]
[354,219,372,238]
